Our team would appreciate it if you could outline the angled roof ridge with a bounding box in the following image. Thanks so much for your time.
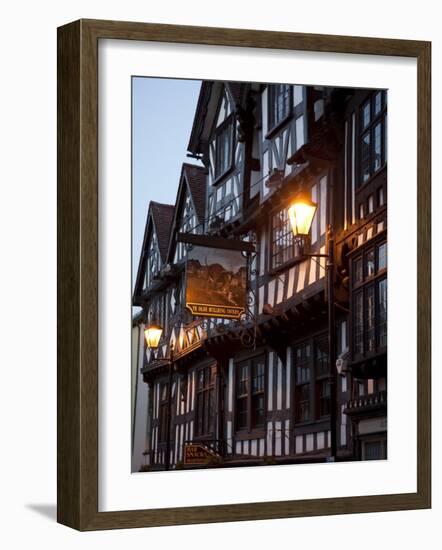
[188,81,250,156]
[149,199,175,209]
[187,81,212,155]
[181,163,207,224]
[149,201,175,263]
[181,161,206,170]
[165,162,207,263]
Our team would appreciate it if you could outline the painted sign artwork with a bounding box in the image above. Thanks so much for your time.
[185,245,247,319]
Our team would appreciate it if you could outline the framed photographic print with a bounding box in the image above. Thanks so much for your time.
[57,19,431,530]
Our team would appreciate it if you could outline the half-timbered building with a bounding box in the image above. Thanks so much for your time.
[132,80,388,471]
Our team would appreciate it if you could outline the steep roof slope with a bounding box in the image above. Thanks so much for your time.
[149,201,175,262]
[182,163,207,223]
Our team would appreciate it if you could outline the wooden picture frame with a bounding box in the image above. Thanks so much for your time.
[57,18,431,531]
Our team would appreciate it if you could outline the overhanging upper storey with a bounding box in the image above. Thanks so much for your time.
[187,81,261,235]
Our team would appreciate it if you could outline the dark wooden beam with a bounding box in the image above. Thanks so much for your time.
[177,232,255,253]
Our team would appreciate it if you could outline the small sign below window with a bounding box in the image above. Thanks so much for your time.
[184,443,218,465]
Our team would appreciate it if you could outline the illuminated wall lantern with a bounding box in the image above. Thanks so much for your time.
[144,325,163,350]
[288,194,318,237]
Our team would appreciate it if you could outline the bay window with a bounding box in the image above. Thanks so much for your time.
[359,91,387,186]
[351,240,388,358]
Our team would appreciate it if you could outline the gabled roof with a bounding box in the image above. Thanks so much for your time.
[150,201,175,262]
[188,81,249,156]
[187,81,213,155]
[166,163,207,263]
[182,163,207,223]
[133,200,174,302]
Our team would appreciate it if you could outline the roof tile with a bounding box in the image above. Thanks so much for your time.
[182,163,207,223]
[150,201,175,262]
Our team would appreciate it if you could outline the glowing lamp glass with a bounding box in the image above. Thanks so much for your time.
[144,325,163,349]
[288,198,317,237]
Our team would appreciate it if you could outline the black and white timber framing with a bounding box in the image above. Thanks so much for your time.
[132,81,388,471]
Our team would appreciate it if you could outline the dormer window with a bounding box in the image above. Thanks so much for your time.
[214,117,234,181]
[268,84,292,132]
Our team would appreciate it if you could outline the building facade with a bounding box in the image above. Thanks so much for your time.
[131,312,149,472]
[132,81,387,471]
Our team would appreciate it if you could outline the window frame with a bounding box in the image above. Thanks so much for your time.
[234,354,267,435]
[351,238,388,360]
[358,90,387,189]
[294,341,312,424]
[314,337,331,420]
[251,358,265,429]
[194,364,217,438]
[267,83,293,135]
[213,114,235,183]
[144,229,161,290]
[293,336,330,426]
[158,382,169,444]
[361,437,387,461]
[269,204,305,272]
[180,191,197,234]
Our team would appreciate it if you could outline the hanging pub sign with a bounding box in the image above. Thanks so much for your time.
[183,235,249,320]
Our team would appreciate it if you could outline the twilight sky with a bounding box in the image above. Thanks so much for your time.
[132,77,202,288]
